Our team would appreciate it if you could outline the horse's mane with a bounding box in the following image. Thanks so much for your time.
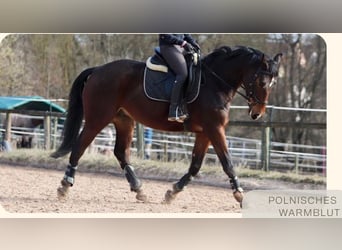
[203,46,263,65]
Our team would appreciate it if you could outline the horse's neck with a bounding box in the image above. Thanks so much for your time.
[200,69,240,107]
[204,63,242,93]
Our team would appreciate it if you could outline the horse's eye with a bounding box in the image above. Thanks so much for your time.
[258,81,266,88]
[258,76,270,88]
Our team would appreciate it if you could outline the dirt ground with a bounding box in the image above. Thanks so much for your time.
[0,164,242,214]
[0,162,325,215]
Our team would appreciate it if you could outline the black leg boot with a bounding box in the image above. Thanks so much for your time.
[177,102,188,122]
[168,81,184,122]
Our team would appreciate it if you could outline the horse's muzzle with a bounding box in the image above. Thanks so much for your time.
[251,113,261,120]
[249,104,266,120]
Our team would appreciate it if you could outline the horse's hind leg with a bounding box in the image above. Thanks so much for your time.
[57,122,109,199]
[164,133,210,204]
[114,111,147,202]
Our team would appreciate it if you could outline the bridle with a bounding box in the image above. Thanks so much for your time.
[202,54,274,106]
[241,67,274,106]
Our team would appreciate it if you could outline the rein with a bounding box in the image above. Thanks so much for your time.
[201,62,250,102]
[201,56,272,106]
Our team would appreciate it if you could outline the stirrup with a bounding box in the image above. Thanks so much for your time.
[178,113,188,122]
[168,118,177,122]
[168,115,178,122]
[168,113,187,123]
[168,117,185,123]
[176,108,188,122]
[168,105,180,122]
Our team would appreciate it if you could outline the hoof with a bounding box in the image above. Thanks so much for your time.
[233,190,244,204]
[163,183,183,204]
[57,179,71,200]
[135,189,148,202]
[163,189,177,204]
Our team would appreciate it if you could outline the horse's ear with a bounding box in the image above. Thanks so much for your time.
[274,53,283,64]
[261,53,265,62]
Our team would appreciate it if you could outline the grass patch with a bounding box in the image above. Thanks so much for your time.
[0,149,326,186]
[236,167,325,185]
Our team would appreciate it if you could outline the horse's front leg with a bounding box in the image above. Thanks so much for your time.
[208,126,244,204]
[164,133,210,204]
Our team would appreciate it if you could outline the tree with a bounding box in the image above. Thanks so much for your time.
[0,34,81,101]
[0,34,326,148]
[0,34,28,95]
[268,34,326,147]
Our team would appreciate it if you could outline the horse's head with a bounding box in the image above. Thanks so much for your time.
[243,52,282,120]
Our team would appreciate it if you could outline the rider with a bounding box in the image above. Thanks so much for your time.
[159,34,200,122]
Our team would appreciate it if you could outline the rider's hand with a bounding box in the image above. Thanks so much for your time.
[191,42,200,52]
[183,42,194,52]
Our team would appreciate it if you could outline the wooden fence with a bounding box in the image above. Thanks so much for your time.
[0,106,326,174]
[0,109,64,150]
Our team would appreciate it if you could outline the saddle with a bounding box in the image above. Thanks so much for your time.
[143,47,201,103]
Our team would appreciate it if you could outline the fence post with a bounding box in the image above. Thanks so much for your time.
[44,114,51,150]
[295,154,299,175]
[261,107,274,171]
[163,140,168,162]
[3,112,13,151]
[261,126,271,171]
[4,112,12,141]
[136,123,144,159]
[52,117,58,150]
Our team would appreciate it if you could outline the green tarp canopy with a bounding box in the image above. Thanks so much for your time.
[0,96,65,113]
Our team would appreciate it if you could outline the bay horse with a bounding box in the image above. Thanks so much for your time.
[52,46,282,205]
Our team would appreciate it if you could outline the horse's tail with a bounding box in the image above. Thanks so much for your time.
[51,67,95,158]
